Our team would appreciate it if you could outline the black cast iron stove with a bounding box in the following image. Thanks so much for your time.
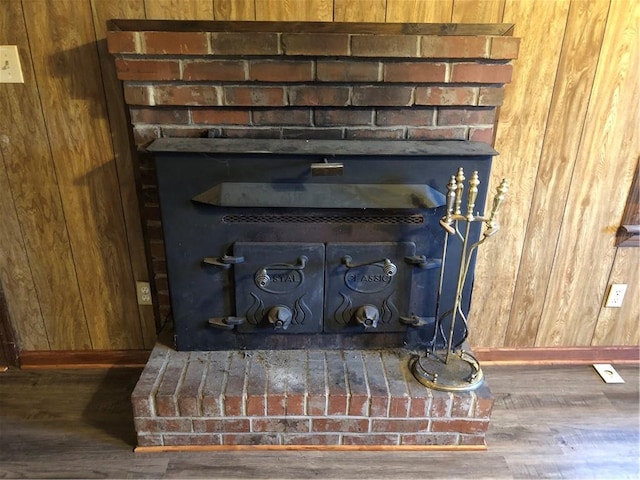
[148,138,496,351]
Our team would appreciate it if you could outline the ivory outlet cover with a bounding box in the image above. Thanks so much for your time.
[593,364,625,384]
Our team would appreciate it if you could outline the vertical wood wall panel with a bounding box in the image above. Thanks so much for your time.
[0,153,48,351]
[536,0,640,346]
[91,0,157,349]
[255,0,333,21]
[213,0,256,20]
[144,0,214,19]
[504,0,610,347]
[21,0,143,349]
[1,0,638,353]
[452,0,505,23]
[386,0,453,22]
[334,0,386,22]
[0,0,88,350]
[592,248,640,346]
[469,0,571,348]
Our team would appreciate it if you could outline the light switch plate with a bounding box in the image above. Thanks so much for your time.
[593,363,625,384]
[0,45,25,83]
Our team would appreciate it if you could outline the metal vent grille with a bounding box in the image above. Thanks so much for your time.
[222,214,425,225]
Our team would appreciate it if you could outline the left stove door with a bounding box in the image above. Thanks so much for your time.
[233,242,325,334]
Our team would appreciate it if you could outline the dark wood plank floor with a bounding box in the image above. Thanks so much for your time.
[0,363,638,479]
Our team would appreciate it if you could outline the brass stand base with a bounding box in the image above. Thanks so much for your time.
[411,350,484,392]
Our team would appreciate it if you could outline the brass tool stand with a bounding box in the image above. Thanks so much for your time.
[412,168,508,391]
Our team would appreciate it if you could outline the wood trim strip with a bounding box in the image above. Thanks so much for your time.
[134,444,487,453]
[19,350,151,369]
[16,346,638,369]
[475,346,640,365]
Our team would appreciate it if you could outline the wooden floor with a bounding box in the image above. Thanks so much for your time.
[0,363,638,479]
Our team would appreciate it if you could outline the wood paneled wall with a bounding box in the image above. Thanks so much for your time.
[0,0,637,352]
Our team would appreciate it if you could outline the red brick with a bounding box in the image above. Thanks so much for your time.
[478,87,505,106]
[252,418,309,433]
[134,418,192,433]
[246,356,267,417]
[314,109,372,126]
[450,392,475,417]
[285,350,308,416]
[383,62,447,82]
[342,434,398,445]
[490,36,521,59]
[371,419,429,433]
[415,87,477,106]
[182,60,246,81]
[154,85,221,106]
[115,59,180,81]
[253,108,311,126]
[288,86,349,106]
[137,434,163,447]
[400,433,459,446]
[376,108,435,126]
[249,60,314,82]
[407,127,467,140]
[438,107,496,126]
[459,434,487,446]
[222,434,280,445]
[469,126,494,144]
[130,107,190,125]
[307,351,327,416]
[191,108,250,125]
[223,127,282,139]
[352,86,413,107]
[421,36,489,58]
[362,352,389,417]
[431,419,490,434]
[351,35,419,57]
[311,418,369,433]
[223,86,286,106]
[155,356,187,417]
[124,86,153,106]
[223,352,247,416]
[473,385,495,418]
[450,63,513,84]
[345,128,404,140]
[282,434,340,445]
[286,394,306,416]
[192,419,250,433]
[267,393,286,416]
[163,434,220,446]
[211,32,279,55]
[326,351,348,415]
[381,353,410,418]
[107,32,138,54]
[317,60,379,82]
[430,391,453,417]
[143,32,208,55]
[282,128,343,140]
[282,33,349,56]
[161,126,208,138]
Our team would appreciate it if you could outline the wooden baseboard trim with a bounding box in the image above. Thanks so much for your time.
[16,346,639,369]
[19,349,151,369]
[134,444,486,453]
[475,346,640,365]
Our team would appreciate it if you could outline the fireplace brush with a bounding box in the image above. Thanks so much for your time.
[412,168,508,391]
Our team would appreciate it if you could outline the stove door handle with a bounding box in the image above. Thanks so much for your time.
[203,255,245,269]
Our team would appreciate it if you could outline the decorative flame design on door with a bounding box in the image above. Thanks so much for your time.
[246,292,265,325]
[292,295,312,325]
[333,292,353,325]
[380,295,399,324]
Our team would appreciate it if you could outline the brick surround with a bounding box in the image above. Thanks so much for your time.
[107,20,516,449]
[133,344,493,449]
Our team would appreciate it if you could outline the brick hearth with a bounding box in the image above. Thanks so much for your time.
[108,20,516,449]
[133,344,493,449]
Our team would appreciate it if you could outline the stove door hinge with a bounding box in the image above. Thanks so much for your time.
[208,316,246,330]
[405,255,442,270]
[399,315,434,327]
[203,255,245,270]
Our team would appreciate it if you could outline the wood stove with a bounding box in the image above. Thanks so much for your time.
[149,138,496,352]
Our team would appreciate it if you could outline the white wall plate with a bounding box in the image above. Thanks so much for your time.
[593,364,625,384]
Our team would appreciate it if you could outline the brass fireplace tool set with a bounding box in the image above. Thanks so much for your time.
[412,168,509,391]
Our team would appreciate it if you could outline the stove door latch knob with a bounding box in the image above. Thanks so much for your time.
[203,255,245,270]
[267,305,293,330]
[355,304,380,329]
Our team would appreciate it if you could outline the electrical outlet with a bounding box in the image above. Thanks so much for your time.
[605,284,627,308]
[0,46,24,83]
[136,281,153,306]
